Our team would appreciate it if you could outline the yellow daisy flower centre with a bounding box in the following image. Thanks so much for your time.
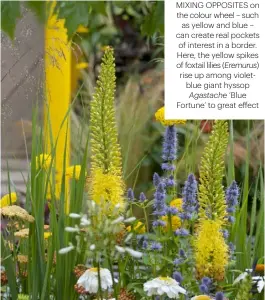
[89,268,98,272]
[194,296,211,300]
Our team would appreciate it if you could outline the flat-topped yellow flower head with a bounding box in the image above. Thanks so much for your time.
[127,221,146,234]
[170,198,183,211]
[155,107,186,126]
[161,215,181,232]
[0,192,17,207]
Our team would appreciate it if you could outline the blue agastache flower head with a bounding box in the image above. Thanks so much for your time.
[181,173,198,219]
[153,173,161,187]
[222,229,229,239]
[164,175,175,187]
[179,248,186,257]
[162,125,177,162]
[152,220,166,227]
[215,292,225,300]
[229,242,235,252]
[161,163,176,171]
[179,212,192,220]
[151,242,162,251]
[199,284,209,294]
[153,182,167,216]
[227,215,235,223]
[139,192,146,202]
[173,258,183,266]
[166,205,178,215]
[127,188,134,201]
[174,228,189,237]
[173,271,183,283]
[226,180,239,208]
[142,239,148,249]
[202,277,212,287]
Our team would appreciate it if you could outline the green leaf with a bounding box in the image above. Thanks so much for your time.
[56,1,89,39]
[1,1,21,40]
[89,2,106,15]
[141,2,164,37]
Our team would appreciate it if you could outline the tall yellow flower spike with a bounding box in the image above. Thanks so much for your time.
[89,47,124,214]
[0,193,17,208]
[89,169,124,213]
[35,154,52,170]
[45,2,71,212]
[194,219,229,281]
[65,165,84,180]
[155,107,186,126]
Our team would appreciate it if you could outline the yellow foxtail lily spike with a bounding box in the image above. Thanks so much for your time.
[44,1,71,213]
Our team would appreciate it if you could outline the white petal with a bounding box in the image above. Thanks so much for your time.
[65,227,79,232]
[125,247,143,258]
[90,244,96,251]
[233,272,248,285]
[124,217,136,223]
[111,216,124,224]
[69,213,81,218]
[115,245,126,253]
[257,278,265,293]
[58,245,74,254]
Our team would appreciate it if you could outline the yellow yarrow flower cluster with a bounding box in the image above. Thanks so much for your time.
[0,193,17,208]
[194,219,228,281]
[0,205,35,223]
[89,168,124,213]
[170,198,183,211]
[155,107,186,126]
[127,221,146,234]
[161,215,181,232]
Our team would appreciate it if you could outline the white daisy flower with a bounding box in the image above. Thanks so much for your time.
[144,277,186,299]
[77,268,113,293]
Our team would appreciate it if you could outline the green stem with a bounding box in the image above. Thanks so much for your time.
[143,206,149,232]
[108,255,118,299]
[97,262,103,300]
